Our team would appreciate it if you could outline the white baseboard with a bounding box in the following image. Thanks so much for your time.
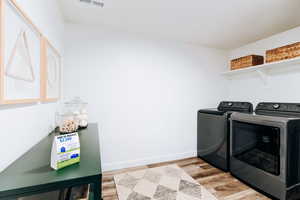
[102,151,197,172]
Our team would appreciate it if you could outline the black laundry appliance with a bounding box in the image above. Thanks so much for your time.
[230,102,300,200]
[197,101,253,171]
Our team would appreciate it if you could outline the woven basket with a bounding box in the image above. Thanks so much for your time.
[266,42,300,63]
[231,55,264,70]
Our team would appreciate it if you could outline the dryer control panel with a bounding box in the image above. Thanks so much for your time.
[255,102,300,117]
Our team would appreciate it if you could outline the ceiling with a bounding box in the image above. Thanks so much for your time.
[59,0,300,49]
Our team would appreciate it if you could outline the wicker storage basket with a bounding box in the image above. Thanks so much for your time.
[231,55,264,70]
[266,42,300,63]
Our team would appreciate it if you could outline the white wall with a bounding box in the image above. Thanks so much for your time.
[228,26,300,105]
[64,24,228,171]
[0,0,64,172]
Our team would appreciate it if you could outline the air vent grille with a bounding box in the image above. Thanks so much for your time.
[79,0,104,8]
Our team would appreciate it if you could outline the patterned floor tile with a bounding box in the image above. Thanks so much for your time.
[133,179,157,198]
[144,170,162,184]
[179,180,202,199]
[181,172,198,184]
[118,174,140,189]
[127,192,151,200]
[159,175,181,191]
[164,166,183,178]
[153,185,177,200]
[199,186,217,200]
[177,192,201,200]
[130,170,147,179]
[115,185,132,200]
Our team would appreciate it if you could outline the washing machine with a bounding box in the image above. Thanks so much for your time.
[197,101,253,171]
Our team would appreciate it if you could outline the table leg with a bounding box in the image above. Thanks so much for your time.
[93,178,102,200]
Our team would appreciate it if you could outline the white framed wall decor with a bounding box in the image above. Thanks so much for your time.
[0,0,42,104]
[41,38,61,102]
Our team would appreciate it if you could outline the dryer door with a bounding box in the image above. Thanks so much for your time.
[231,121,280,175]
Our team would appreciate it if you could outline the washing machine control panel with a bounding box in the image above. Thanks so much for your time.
[218,101,253,113]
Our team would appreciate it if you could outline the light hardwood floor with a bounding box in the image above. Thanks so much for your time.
[102,157,270,200]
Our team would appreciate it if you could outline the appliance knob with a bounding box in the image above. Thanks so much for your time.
[273,104,280,109]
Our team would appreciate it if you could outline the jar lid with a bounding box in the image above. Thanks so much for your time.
[64,97,87,105]
[59,111,75,117]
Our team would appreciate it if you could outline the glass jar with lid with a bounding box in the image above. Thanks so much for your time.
[57,111,79,134]
[64,97,88,129]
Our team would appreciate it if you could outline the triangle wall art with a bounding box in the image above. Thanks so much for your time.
[0,0,42,104]
[0,0,61,104]
[6,30,35,82]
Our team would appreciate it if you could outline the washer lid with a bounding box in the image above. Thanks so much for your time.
[218,101,253,113]
[198,108,226,116]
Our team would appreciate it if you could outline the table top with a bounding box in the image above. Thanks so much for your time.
[0,123,101,194]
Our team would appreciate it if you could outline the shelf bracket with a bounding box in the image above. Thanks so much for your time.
[256,69,269,85]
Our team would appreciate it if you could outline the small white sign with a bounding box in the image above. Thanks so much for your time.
[51,132,80,170]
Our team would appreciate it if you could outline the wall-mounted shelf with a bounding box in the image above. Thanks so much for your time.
[221,57,300,84]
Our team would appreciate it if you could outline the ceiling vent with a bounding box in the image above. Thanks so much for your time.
[79,0,104,8]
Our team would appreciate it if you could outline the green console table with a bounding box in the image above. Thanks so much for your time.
[0,123,102,200]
